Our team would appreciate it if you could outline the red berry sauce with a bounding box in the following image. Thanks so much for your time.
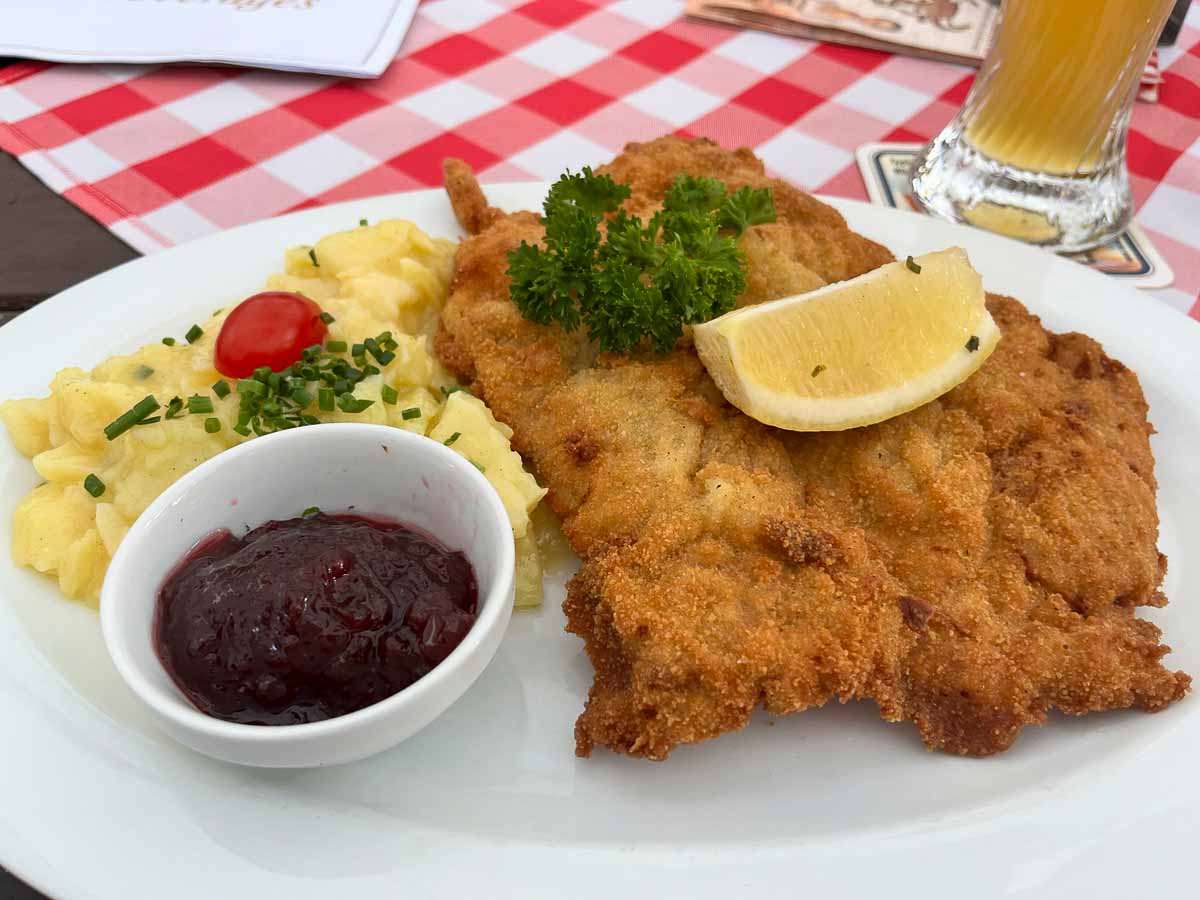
[154,513,478,726]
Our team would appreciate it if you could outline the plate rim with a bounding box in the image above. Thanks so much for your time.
[1,183,1198,900]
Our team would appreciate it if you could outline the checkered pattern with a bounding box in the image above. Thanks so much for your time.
[2,0,1199,318]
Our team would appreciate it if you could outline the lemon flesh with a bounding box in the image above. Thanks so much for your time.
[693,247,999,431]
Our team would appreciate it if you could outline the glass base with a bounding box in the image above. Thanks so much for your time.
[909,125,1132,254]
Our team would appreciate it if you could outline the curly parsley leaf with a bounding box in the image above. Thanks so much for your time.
[663,175,727,215]
[544,166,630,219]
[718,186,777,234]
[506,241,580,332]
[506,169,775,353]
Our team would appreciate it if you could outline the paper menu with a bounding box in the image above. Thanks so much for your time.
[1,0,418,79]
[686,0,1000,66]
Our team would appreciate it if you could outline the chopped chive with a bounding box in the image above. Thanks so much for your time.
[161,337,176,346]
[811,364,826,378]
[181,327,445,440]
[337,393,374,414]
[319,311,335,325]
[83,474,105,498]
[187,395,214,415]
[104,396,160,440]
[308,248,319,267]
[134,365,154,380]
[443,432,461,447]
[905,255,922,274]
[302,506,320,517]
[965,335,980,352]
[471,461,486,474]
[212,308,224,316]
[359,218,368,227]
[204,417,221,434]
[137,416,162,425]
[441,385,467,397]
[185,324,204,344]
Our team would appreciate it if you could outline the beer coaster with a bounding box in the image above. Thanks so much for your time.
[855,143,1175,290]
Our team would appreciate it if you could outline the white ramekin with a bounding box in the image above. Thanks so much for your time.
[100,423,515,768]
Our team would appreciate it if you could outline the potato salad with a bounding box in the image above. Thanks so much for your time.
[0,219,547,607]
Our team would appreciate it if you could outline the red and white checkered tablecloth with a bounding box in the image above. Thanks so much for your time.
[2,0,1199,318]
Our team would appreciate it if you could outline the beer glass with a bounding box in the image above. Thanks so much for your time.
[910,0,1177,252]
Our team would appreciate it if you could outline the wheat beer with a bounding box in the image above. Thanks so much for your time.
[911,0,1176,251]
[965,0,1169,174]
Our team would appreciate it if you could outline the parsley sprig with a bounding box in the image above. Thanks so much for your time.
[506,168,775,353]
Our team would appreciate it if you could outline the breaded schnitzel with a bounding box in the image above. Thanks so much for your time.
[436,137,1190,759]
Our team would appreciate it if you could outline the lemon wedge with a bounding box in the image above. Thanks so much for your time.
[693,247,999,431]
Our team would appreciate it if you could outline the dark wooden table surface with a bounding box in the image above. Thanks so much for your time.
[1,143,136,900]
[1,149,137,325]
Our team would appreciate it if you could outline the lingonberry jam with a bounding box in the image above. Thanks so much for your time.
[154,512,478,726]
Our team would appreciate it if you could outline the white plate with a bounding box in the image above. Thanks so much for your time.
[1,186,1198,900]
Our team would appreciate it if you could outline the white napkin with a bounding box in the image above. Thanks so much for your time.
[1,0,419,79]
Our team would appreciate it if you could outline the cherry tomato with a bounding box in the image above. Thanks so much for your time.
[214,292,328,378]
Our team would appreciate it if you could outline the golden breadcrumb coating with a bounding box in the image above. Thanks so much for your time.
[436,136,1189,759]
